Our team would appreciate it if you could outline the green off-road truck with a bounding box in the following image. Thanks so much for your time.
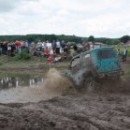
[66,47,124,90]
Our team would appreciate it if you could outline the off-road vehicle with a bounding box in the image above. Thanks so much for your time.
[66,47,124,89]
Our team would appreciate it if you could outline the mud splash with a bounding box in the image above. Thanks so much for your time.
[44,68,74,94]
[0,68,74,103]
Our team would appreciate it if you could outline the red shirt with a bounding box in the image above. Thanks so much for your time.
[16,42,22,48]
[44,49,50,55]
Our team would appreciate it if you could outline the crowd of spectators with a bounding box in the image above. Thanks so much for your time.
[0,41,29,56]
[0,40,87,63]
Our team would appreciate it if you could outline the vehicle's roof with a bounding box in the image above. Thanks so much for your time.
[92,47,113,51]
[72,47,113,60]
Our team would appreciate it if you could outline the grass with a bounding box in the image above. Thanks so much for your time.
[0,55,69,75]
[0,55,46,66]
[114,45,130,56]
[0,56,48,77]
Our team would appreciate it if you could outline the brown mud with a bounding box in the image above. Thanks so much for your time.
[0,93,130,130]
[0,60,130,130]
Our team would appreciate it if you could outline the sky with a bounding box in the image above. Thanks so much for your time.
[0,0,130,38]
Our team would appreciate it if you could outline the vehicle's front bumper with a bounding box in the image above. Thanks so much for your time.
[98,70,124,79]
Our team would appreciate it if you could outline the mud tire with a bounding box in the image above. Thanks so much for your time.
[83,76,99,92]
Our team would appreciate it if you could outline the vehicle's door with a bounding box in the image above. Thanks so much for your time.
[70,56,81,73]
[70,55,87,87]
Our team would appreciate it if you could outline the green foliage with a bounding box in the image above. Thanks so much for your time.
[115,45,130,56]
[0,35,25,42]
[120,35,130,43]
[0,34,82,43]
[95,38,120,45]
[88,35,95,43]
[0,34,129,45]
[14,50,32,60]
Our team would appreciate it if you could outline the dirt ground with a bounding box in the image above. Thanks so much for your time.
[0,59,130,130]
[0,93,130,130]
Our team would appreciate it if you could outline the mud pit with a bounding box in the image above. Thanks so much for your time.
[0,68,74,103]
[0,68,130,130]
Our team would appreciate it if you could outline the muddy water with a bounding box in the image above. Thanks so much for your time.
[0,76,44,89]
[0,68,74,103]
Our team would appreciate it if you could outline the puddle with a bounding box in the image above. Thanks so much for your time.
[0,69,73,103]
[0,74,45,103]
[0,75,44,89]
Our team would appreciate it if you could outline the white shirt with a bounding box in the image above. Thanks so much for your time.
[47,42,52,50]
[56,41,61,48]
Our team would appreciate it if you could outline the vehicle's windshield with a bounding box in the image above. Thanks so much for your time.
[98,49,116,60]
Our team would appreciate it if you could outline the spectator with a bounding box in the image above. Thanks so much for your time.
[47,55,54,63]
[44,47,50,58]
[56,40,61,55]
[116,48,121,56]
[11,43,16,56]
[73,44,78,52]
[0,43,2,55]
[15,41,22,53]
[52,40,56,51]
[122,47,128,62]
[61,40,65,49]
[86,43,90,50]
[54,54,62,63]
[7,44,12,56]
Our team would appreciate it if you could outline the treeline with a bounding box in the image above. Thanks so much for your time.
[94,37,120,45]
[85,35,130,45]
[0,34,130,45]
[84,35,130,45]
[0,34,82,43]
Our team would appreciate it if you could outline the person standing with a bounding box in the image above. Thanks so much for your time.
[0,43,2,55]
[117,48,121,56]
[15,41,22,53]
[7,44,12,56]
[56,40,61,55]
[122,47,128,62]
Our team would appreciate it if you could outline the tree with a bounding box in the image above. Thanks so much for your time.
[88,35,95,43]
[120,35,130,43]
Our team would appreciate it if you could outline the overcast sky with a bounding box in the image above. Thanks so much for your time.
[0,0,130,38]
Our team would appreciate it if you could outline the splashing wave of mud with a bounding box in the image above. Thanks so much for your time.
[44,68,74,94]
[0,68,74,103]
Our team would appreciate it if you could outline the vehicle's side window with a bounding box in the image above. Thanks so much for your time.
[83,53,91,66]
[71,57,80,70]
[85,54,90,59]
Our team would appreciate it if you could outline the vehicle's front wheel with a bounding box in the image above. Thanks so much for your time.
[83,76,99,92]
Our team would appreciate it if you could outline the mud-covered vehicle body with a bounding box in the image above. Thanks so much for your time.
[68,47,124,88]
